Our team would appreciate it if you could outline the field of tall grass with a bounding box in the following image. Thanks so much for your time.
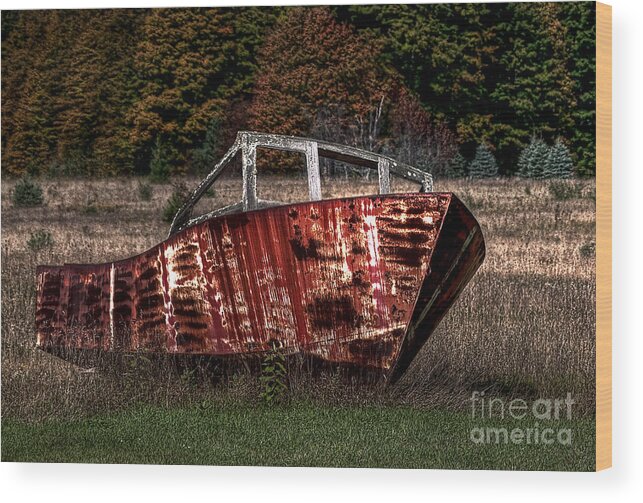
[1,175,596,424]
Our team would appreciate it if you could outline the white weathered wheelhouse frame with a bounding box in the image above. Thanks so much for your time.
[169,131,433,236]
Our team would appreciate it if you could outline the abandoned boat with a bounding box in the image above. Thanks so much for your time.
[35,131,485,382]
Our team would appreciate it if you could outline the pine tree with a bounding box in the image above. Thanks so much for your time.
[469,144,498,178]
[149,136,171,183]
[546,139,574,178]
[517,141,534,178]
[559,2,596,176]
[518,137,552,179]
[2,10,141,175]
[129,8,250,173]
[339,3,589,175]
[444,152,468,178]
[336,4,497,148]
[528,139,551,179]
[56,10,143,175]
[1,11,49,172]
[489,2,576,173]
[191,118,223,173]
[2,11,77,175]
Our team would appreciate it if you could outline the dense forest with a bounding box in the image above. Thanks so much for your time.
[1,3,596,178]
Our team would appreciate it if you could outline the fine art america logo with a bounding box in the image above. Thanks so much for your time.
[469,392,575,446]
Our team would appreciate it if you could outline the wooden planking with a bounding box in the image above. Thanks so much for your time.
[596,1,612,472]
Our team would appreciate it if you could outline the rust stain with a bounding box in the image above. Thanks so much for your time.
[35,193,484,380]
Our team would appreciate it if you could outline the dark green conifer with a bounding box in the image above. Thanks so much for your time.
[444,152,468,178]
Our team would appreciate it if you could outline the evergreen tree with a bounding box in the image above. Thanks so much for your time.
[528,139,551,179]
[490,2,576,172]
[1,11,49,172]
[469,144,498,178]
[546,139,574,178]
[336,4,497,147]
[339,3,593,175]
[444,152,468,178]
[518,137,551,179]
[517,141,534,178]
[0,4,597,177]
[2,11,77,175]
[149,136,171,183]
[129,8,256,172]
[559,2,596,176]
[57,10,143,174]
[191,118,223,173]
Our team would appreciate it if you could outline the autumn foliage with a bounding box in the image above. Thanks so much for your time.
[1,4,596,177]
[249,7,389,139]
[249,7,454,173]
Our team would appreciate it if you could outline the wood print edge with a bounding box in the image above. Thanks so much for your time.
[595,0,612,472]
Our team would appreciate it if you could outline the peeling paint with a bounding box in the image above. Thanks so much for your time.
[36,193,484,380]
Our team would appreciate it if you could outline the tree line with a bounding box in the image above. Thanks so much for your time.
[1,3,596,178]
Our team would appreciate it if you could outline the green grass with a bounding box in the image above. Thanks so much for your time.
[1,402,595,470]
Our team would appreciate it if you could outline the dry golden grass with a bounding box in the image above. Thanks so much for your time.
[1,175,596,420]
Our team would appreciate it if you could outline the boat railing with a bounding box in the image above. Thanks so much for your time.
[169,131,433,236]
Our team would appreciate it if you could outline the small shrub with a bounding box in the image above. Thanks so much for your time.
[27,230,54,252]
[83,204,99,215]
[162,183,189,223]
[579,241,596,258]
[138,182,153,201]
[548,180,585,201]
[12,177,44,207]
[260,343,288,404]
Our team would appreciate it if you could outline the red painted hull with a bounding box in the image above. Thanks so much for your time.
[36,193,484,381]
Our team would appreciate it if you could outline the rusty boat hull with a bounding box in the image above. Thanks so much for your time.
[35,193,484,382]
